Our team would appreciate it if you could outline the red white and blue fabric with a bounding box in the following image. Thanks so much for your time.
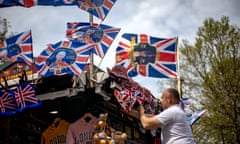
[114,86,155,113]
[131,88,145,105]
[77,0,117,21]
[141,87,155,114]
[0,30,33,65]
[115,33,178,78]
[0,90,17,116]
[114,88,136,112]
[66,22,120,58]
[180,97,192,112]
[13,82,41,112]
[0,0,78,8]
[187,109,207,125]
[36,40,92,77]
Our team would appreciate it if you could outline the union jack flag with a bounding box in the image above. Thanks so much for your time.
[0,0,78,8]
[114,88,136,112]
[13,82,41,112]
[66,22,120,58]
[36,40,92,77]
[188,109,207,125]
[0,30,33,65]
[0,90,17,116]
[115,33,178,78]
[77,0,117,21]
[180,97,192,112]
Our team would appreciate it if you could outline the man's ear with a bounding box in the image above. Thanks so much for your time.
[168,96,173,103]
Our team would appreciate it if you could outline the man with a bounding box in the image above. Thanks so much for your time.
[138,88,195,144]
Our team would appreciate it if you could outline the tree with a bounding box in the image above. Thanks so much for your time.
[0,18,8,41]
[180,16,240,144]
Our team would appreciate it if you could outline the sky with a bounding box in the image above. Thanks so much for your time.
[0,0,240,98]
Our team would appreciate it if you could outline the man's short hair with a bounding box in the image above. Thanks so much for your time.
[166,88,180,101]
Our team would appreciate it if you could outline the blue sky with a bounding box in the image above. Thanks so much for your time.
[0,0,239,98]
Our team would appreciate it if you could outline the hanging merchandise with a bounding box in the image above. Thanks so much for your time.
[66,112,98,144]
[109,65,158,114]
[13,82,41,112]
[36,40,93,77]
[114,88,137,112]
[41,118,70,144]
[0,89,17,116]
[66,22,120,58]
[115,33,178,78]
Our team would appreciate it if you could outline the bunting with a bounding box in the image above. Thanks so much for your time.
[0,30,33,65]
[115,33,178,78]
[0,0,117,21]
[13,82,41,112]
[0,0,78,8]
[36,40,92,77]
[114,88,136,112]
[77,0,117,21]
[0,90,17,116]
[66,22,120,58]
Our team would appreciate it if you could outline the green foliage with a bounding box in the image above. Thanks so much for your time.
[180,16,240,143]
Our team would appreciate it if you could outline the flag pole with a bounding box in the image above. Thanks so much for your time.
[89,14,94,88]
[29,30,35,84]
[176,37,182,98]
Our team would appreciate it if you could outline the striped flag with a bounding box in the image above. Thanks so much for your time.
[66,22,120,58]
[0,30,33,65]
[114,88,136,112]
[0,90,17,116]
[36,40,92,77]
[0,0,116,20]
[13,82,41,112]
[115,33,178,78]
[77,0,117,20]
[188,109,207,125]
[180,97,192,112]
[0,0,78,8]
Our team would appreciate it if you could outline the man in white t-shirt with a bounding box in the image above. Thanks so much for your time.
[138,88,195,144]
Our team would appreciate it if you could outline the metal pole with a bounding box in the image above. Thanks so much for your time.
[89,14,94,88]
[176,37,182,98]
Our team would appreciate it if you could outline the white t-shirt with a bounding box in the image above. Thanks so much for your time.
[156,104,195,144]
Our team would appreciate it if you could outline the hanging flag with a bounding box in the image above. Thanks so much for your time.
[0,30,33,65]
[36,40,92,77]
[115,33,178,78]
[77,0,117,21]
[0,90,17,116]
[114,88,136,112]
[0,0,23,7]
[0,0,78,8]
[0,0,116,20]
[13,82,41,112]
[66,22,120,58]
[188,109,207,125]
